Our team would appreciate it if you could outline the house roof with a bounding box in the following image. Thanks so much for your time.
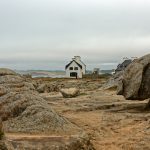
[116,59,132,71]
[65,60,82,69]
[80,60,86,67]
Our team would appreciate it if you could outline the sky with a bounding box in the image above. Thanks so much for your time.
[0,0,150,70]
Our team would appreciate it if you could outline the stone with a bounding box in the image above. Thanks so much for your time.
[36,83,64,93]
[0,68,16,76]
[101,71,123,90]
[37,83,46,93]
[60,88,80,98]
[116,80,123,95]
[0,118,2,133]
[5,133,94,150]
[0,86,7,97]
[117,54,150,100]
[0,68,94,149]
[0,68,79,134]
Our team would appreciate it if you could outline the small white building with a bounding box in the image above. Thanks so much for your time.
[65,56,86,78]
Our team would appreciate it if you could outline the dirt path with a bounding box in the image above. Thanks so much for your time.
[43,89,150,150]
[4,87,150,150]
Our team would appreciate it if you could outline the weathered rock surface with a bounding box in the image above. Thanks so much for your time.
[101,71,123,90]
[0,118,7,150]
[34,79,102,94]
[5,133,94,150]
[0,141,7,150]
[0,68,94,149]
[0,86,7,97]
[60,88,80,98]
[117,54,150,100]
[37,83,64,93]
[0,69,79,134]
[0,118,3,140]
[0,68,16,76]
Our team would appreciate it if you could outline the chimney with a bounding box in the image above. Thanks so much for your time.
[74,56,81,61]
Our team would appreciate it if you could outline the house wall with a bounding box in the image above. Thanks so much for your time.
[66,61,83,78]
[73,59,86,74]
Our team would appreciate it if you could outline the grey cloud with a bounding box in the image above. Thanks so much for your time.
[0,0,150,70]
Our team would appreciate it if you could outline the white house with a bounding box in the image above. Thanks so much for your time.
[65,56,86,78]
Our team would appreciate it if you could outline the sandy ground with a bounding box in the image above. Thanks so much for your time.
[5,79,150,150]
[41,79,150,150]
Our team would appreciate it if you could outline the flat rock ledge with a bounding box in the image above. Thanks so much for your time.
[4,133,95,150]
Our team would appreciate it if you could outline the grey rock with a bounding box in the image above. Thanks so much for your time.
[37,83,46,93]
[60,88,80,98]
[101,71,123,90]
[117,80,123,95]
[0,86,7,97]
[0,68,16,76]
[0,68,94,149]
[117,54,150,100]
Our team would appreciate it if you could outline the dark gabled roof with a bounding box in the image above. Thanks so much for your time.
[116,59,132,71]
[80,60,86,67]
[65,60,82,69]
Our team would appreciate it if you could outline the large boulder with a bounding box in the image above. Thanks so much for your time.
[117,54,150,100]
[0,68,94,149]
[60,88,80,98]
[0,69,79,134]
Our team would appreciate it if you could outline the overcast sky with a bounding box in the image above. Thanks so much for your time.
[0,0,150,70]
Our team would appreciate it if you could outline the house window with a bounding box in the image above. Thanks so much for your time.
[69,67,73,70]
[74,67,78,70]
[70,72,77,77]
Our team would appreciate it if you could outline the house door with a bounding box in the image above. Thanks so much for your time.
[70,72,77,78]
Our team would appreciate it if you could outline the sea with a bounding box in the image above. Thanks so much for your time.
[16,70,66,78]
[16,70,114,78]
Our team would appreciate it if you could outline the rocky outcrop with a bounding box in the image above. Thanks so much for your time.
[101,71,123,90]
[5,133,94,150]
[60,88,80,98]
[0,68,79,134]
[0,68,94,149]
[0,118,3,140]
[117,54,150,100]
[37,83,64,93]
[0,141,7,150]
[0,118,7,150]
[0,68,16,76]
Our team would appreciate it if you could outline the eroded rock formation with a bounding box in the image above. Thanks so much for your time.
[117,54,150,100]
[0,68,94,149]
